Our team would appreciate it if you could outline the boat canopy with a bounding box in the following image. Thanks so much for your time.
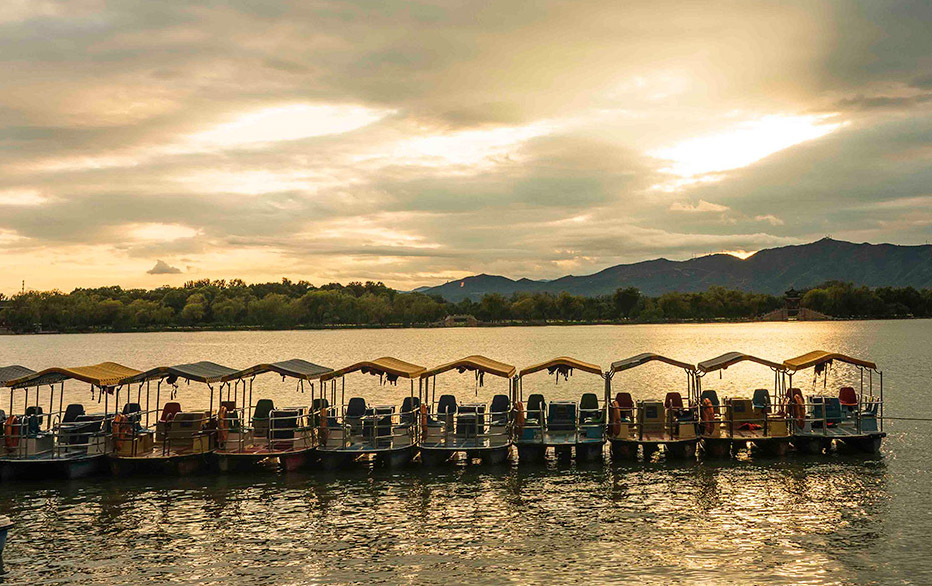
[7,362,141,389]
[421,355,516,379]
[698,352,783,373]
[121,361,239,385]
[0,365,37,388]
[610,353,694,374]
[321,357,425,381]
[783,350,878,372]
[518,356,603,378]
[222,359,333,381]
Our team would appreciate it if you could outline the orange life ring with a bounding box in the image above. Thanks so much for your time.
[112,413,131,441]
[4,415,21,448]
[609,400,622,437]
[791,394,806,429]
[419,404,428,437]
[319,407,329,444]
[513,401,525,433]
[217,405,229,444]
[701,398,715,435]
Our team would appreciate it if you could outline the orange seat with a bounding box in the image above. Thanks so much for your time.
[160,402,182,422]
[615,392,634,410]
[664,393,684,410]
[838,387,858,407]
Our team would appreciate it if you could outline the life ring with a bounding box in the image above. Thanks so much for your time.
[419,404,428,437]
[609,401,622,437]
[513,401,525,433]
[217,405,228,444]
[4,415,21,448]
[701,398,715,435]
[791,393,806,429]
[112,413,131,441]
[318,407,329,444]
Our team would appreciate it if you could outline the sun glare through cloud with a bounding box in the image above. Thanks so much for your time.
[650,114,845,178]
[186,104,391,148]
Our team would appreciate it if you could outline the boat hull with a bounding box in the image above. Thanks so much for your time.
[108,452,211,477]
[0,454,105,481]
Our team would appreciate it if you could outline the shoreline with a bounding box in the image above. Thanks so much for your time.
[1,315,925,335]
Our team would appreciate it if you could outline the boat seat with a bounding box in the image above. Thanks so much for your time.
[824,397,843,426]
[526,394,546,426]
[121,403,143,431]
[752,389,771,413]
[437,395,457,416]
[400,396,420,425]
[160,402,182,422]
[789,388,804,402]
[579,393,602,423]
[699,390,719,407]
[270,409,299,439]
[345,397,367,435]
[489,394,510,425]
[664,393,684,410]
[547,401,576,431]
[25,406,44,436]
[252,399,275,436]
[63,404,85,424]
[70,415,104,445]
[839,387,858,407]
[614,392,634,420]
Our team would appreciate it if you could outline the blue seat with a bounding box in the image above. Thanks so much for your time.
[400,396,420,425]
[345,397,367,434]
[24,406,43,437]
[526,394,546,426]
[63,404,85,424]
[489,394,510,425]
[824,397,843,426]
[752,389,771,413]
[700,390,720,409]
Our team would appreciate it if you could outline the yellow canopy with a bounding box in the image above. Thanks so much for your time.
[321,357,425,381]
[610,353,694,373]
[7,362,142,388]
[698,352,783,373]
[784,350,878,372]
[421,355,516,379]
[518,356,603,378]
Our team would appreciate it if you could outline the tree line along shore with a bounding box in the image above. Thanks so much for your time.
[1,279,931,334]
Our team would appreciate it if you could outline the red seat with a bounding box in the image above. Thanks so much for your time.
[789,388,804,402]
[219,401,236,412]
[839,387,858,407]
[160,402,182,422]
[615,392,634,410]
[664,393,684,410]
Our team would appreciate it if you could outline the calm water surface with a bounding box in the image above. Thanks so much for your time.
[1,321,931,585]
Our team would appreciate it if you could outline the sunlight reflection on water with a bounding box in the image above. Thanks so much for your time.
[1,320,930,584]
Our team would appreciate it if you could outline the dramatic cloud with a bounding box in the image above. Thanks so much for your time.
[147,260,182,275]
[1,1,931,294]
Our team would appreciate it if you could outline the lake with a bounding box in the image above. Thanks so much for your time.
[1,321,930,585]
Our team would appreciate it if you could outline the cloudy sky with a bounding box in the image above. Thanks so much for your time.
[2,1,931,295]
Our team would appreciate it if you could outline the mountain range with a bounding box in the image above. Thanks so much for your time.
[418,238,932,301]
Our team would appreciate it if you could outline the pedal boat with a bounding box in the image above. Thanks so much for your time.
[606,353,699,460]
[214,359,332,472]
[1,363,137,481]
[783,351,885,454]
[317,357,425,470]
[513,357,606,463]
[418,355,515,466]
[696,352,791,458]
[108,362,234,476]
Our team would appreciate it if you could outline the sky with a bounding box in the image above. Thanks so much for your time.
[1,0,931,295]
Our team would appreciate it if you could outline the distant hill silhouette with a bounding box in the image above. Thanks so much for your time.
[421,238,932,301]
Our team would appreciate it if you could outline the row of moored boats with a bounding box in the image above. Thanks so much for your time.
[0,350,886,481]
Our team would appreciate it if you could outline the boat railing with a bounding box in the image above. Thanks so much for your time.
[110,408,214,457]
[2,412,109,460]
[318,404,418,451]
[796,394,883,436]
[217,407,313,453]
[422,403,511,448]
